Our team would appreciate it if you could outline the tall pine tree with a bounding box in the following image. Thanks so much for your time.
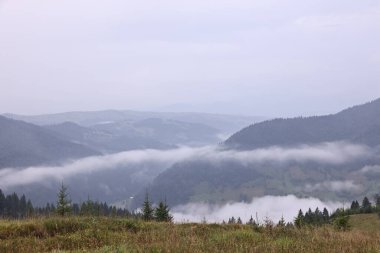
[361,196,372,213]
[294,209,304,228]
[56,183,71,216]
[154,200,173,222]
[142,192,154,221]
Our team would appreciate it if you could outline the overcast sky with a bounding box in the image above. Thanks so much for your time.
[0,0,379,117]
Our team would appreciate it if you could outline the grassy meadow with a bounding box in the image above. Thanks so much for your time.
[0,215,380,253]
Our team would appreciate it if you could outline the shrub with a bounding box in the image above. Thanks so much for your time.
[333,216,350,231]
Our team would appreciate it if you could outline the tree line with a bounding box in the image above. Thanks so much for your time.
[2,184,380,227]
[346,195,380,215]
[0,189,33,219]
[0,185,173,223]
[141,193,173,222]
[0,186,131,219]
[213,194,380,230]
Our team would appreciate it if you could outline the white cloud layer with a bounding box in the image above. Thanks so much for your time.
[0,142,370,189]
[305,180,362,193]
[172,195,342,223]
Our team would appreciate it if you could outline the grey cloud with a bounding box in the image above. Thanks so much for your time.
[0,0,379,116]
[305,180,362,193]
[360,165,380,174]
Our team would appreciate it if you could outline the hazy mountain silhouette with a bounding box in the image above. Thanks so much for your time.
[45,121,173,153]
[0,116,100,168]
[5,110,265,139]
[6,110,265,152]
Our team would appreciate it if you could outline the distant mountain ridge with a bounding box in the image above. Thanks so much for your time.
[5,110,266,153]
[225,98,380,149]
[0,116,100,169]
[4,110,264,134]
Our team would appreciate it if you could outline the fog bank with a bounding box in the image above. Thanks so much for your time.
[172,195,342,223]
[0,142,370,189]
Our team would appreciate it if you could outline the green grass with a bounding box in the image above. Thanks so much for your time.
[0,215,380,253]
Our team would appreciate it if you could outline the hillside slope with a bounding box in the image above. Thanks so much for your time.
[0,116,100,168]
[225,99,380,149]
[44,121,173,153]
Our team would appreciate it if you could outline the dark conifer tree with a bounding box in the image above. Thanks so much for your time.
[10,193,20,218]
[154,200,173,222]
[19,195,27,218]
[374,194,380,211]
[142,192,154,221]
[294,209,304,228]
[0,189,5,216]
[278,216,286,227]
[322,208,329,222]
[304,208,313,224]
[361,196,372,213]
[350,200,360,211]
[228,216,236,224]
[26,200,34,217]
[56,183,72,216]
[247,215,254,225]
[315,207,322,225]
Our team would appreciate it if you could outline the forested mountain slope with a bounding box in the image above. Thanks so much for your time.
[225,99,380,149]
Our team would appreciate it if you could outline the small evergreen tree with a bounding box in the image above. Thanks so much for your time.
[334,215,350,231]
[277,215,286,227]
[374,194,380,211]
[228,216,236,224]
[247,215,254,225]
[315,207,323,225]
[26,200,34,217]
[56,183,71,216]
[0,189,5,216]
[361,196,372,213]
[294,209,304,228]
[154,200,173,222]
[19,195,27,218]
[322,207,329,222]
[350,200,360,213]
[142,192,154,221]
[10,193,20,218]
[304,208,313,224]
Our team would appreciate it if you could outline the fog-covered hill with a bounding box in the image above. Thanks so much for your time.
[45,121,173,153]
[225,99,380,149]
[132,99,380,208]
[0,116,99,168]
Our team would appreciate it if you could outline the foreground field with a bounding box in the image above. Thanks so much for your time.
[0,215,380,253]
